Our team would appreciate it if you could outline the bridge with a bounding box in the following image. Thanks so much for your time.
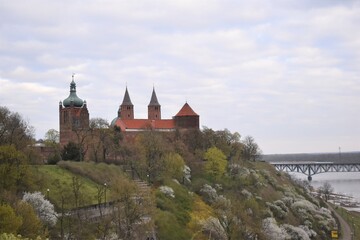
[270,161,360,181]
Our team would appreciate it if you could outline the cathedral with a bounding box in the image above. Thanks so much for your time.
[59,77,199,146]
[111,87,199,132]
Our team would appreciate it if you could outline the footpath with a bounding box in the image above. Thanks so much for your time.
[326,203,353,240]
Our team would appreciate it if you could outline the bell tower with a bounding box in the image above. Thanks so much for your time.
[59,75,89,146]
[148,87,161,120]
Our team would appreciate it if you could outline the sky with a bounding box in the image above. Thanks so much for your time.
[1,0,359,154]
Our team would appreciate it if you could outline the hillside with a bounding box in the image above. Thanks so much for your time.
[0,114,353,239]
[28,160,338,240]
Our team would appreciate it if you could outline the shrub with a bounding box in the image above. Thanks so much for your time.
[199,184,218,204]
[282,224,310,240]
[266,202,287,219]
[155,210,191,240]
[159,186,175,198]
[262,217,287,240]
[201,217,227,240]
[47,152,61,165]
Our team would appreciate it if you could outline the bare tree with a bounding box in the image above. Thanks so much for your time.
[111,177,155,239]
[44,129,60,146]
[89,118,111,162]
[242,136,262,161]
[0,106,34,149]
[318,182,333,202]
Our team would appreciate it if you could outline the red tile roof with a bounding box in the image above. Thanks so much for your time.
[114,119,175,131]
[175,103,198,116]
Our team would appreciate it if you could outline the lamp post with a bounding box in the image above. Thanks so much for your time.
[47,189,50,199]
[104,183,107,204]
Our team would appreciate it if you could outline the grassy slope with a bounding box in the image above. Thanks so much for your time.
[31,165,101,209]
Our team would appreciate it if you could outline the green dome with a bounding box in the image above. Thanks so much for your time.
[63,80,84,107]
[110,117,119,127]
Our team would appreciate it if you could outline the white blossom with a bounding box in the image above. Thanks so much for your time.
[262,217,288,240]
[159,186,175,198]
[299,225,317,238]
[201,217,227,240]
[241,189,253,199]
[282,224,310,240]
[183,165,191,183]
[199,184,218,203]
[22,191,57,226]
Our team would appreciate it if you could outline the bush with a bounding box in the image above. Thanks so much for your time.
[155,210,191,240]
[156,180,193,226]
[47,152,61,165]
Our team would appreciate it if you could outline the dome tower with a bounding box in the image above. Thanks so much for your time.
[59,74,89,146]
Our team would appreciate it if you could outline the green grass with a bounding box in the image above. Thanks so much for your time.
[334,206,360,238]
[31,165,102,209]
[57,161,126,185]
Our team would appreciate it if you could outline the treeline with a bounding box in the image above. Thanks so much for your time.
[1,105,337,240]
[57,117,263,182]
[0,105,263,239]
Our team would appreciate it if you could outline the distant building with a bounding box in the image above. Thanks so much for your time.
[59,77,199,147]
[59,76,89,147]
[111,87,199,131]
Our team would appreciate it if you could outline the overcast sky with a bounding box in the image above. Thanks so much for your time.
[1,0,359,154]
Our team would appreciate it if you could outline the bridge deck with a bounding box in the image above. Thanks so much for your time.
[269,162,360,181]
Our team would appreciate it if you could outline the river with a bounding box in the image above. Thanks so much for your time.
[290,172,360,204]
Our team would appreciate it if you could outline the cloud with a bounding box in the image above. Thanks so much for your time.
[0,0,359,153]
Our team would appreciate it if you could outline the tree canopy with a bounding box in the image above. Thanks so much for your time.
[0,106,34,149]
[204,147,227,180]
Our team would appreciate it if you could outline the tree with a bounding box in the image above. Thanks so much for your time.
[0,204,22,234]
[0,145,31,193]
[162,153,185,181]
[204,147,227,180]
[318,182,333,202]
[44,129,59,146]
[135,131,169,183]
[111,177,154,239]
[89,118,111,162]
[242,136,262,161]
[0,106,34,150]
[61,141,83,161]
[14,201,43,239]
[22,192,57,227]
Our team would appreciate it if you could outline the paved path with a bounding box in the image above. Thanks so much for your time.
[327,203,352,240]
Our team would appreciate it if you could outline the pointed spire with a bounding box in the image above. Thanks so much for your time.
[70,73,76,92]
[148,87,160,106]
[121,87,133,106]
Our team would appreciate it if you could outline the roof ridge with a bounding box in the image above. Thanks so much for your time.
[175,102,198,116]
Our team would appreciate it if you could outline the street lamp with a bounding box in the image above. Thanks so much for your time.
[104,183,107,204]
[46,189,50,199]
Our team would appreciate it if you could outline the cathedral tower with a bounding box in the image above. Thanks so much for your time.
[148,87,161,120]
[119,87,134,120]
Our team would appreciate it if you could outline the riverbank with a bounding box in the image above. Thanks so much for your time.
[329,193,360,210]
